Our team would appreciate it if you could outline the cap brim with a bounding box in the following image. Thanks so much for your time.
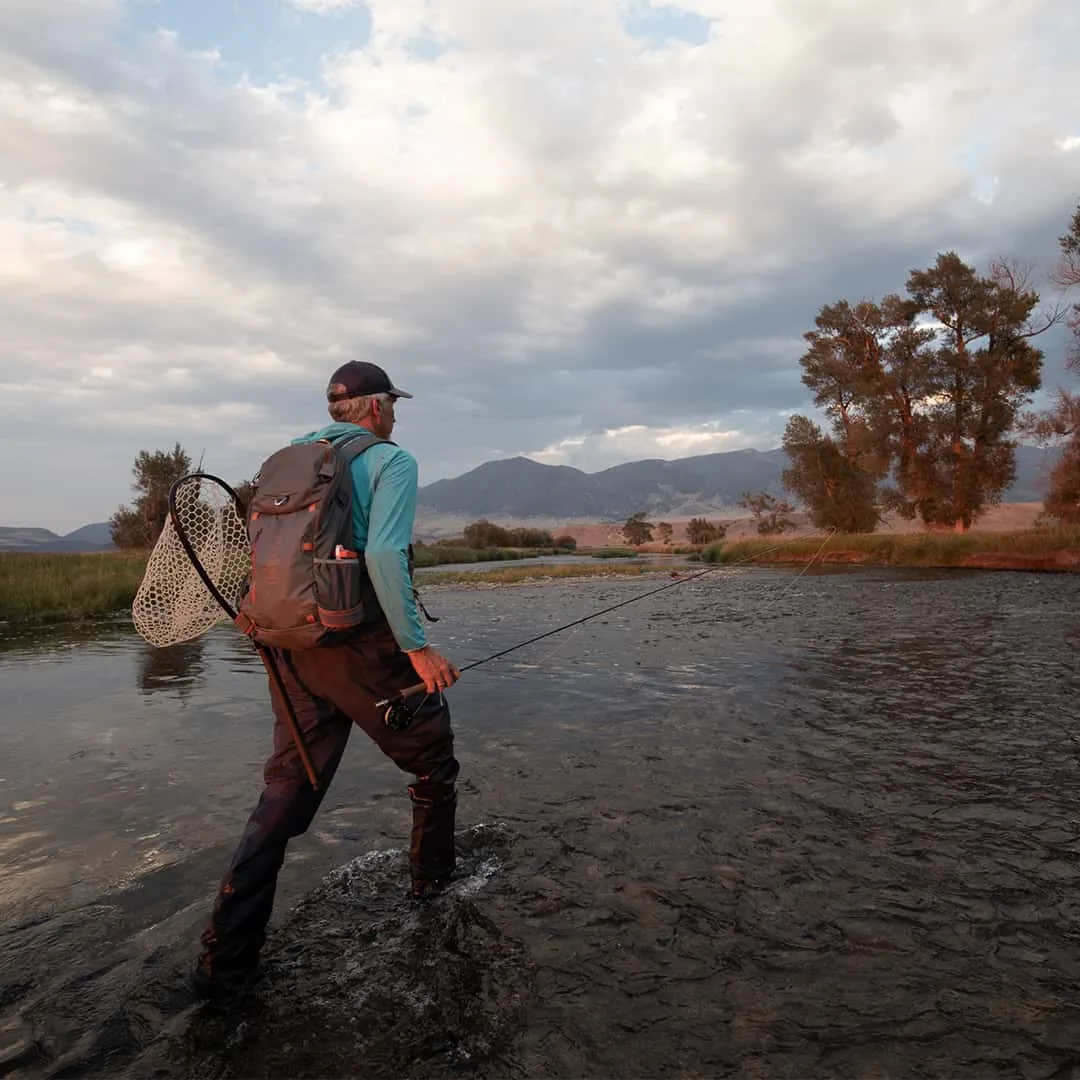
[389,385,413,399]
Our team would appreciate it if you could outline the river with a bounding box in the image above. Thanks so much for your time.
[1,565,1079,1078]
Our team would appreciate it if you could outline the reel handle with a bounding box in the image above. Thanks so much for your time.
[377,681,434,735]
[374,681,427,709]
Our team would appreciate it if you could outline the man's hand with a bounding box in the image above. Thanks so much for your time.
[406,644,461,695]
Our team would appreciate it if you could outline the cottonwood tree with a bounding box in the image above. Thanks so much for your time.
[110,443,192,549]
[463,519,554,547]
[1053,203,1080,340]
[1024,386,1080,526]
[785,252,1051,532]
[233,479,256,517]
[1028,201,1080,524]
[622,511,654,545]
[739,492,797,536]
[685,518,726,544]
[782,297,931,531]
[1041,433,1080,524]
[782,415,881,532]
[655,521,674,544]
[904,252,1045,529]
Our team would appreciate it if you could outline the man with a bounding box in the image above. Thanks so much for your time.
[192,360,461,1001]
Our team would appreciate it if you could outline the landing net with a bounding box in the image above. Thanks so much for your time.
[132,474,250,648]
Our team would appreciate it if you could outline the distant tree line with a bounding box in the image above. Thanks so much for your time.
[461,519,576,549]
[1028,202,1080,525]
[620,512,732,546]
[619,498,799,545]
[737,493,798,536]
[463,519,548,548]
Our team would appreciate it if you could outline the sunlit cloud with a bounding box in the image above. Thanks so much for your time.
[528,415,786,471]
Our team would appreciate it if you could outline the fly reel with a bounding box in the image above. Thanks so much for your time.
[383,698,418,733]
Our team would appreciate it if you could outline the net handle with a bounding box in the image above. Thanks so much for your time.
[168,473,245,621]
[167,472,322,792]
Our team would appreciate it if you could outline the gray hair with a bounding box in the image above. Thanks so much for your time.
[327,390,394,425]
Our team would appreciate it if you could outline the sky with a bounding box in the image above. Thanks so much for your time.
[2,0,1079,532]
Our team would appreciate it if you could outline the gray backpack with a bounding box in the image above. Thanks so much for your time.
[234,432,389,650]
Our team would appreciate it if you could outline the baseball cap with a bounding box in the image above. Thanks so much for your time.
[326,361,413,402]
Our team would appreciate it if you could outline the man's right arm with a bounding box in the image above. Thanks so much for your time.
[360,448,460,692]
[361,448,427,652]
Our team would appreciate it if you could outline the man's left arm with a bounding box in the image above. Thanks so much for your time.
[363,448,428,652]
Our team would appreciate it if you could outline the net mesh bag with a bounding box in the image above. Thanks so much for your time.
[132,475,251,648]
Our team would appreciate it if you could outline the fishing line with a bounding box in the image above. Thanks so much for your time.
[378,530,837,712]
[755,527,837,614]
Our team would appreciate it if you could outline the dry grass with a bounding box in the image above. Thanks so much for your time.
[705,527,1080,569]
[6,523,1077,626]
[419,563,662,587]
[0,551,150,624]
[0,546,537,625]
[541,502,1050,549]
[0,548,635,625]
[412,545,540,568]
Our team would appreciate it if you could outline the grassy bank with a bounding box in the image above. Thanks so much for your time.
[6,527,1078,626]
[411,545,542,568]
[0,551,150,624]
[0,545,549,626]
[703,527,1080,571]
[419,563,662,587]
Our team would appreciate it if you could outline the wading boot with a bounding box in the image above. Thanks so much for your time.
[409,875,451,907]
[190,949,260,1003]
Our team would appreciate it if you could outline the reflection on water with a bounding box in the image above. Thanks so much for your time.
[136,639,207,697]
[2,566,1080,1078]
[0,617,131,657]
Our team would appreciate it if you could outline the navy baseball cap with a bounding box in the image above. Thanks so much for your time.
[326,361,413,402]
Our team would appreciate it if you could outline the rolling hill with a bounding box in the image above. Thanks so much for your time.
[0,522,114,553]
[416,444,1059,520]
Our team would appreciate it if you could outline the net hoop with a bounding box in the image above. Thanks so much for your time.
[132,473,250,648]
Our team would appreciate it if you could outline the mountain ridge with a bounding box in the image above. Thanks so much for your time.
[415,444,1060,520]
[417,447,793,519]
[0,522,114,553]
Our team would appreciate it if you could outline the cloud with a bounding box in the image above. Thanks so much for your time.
[287,0,362,14]
[1,0,1078,530]
[529,413,784,471]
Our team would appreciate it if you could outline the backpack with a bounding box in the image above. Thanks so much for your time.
[234,432,390,650]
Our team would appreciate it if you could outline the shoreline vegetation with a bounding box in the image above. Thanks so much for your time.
[1,526,1078,627]
[700,527,1080,572]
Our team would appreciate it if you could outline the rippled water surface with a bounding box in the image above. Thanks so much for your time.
[2,565,1080,1078]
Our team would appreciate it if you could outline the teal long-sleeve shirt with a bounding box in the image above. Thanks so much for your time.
[292,422,427,652]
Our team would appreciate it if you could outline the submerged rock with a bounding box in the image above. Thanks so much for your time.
[138,823,531,1080]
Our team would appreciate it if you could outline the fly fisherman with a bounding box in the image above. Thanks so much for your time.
[192,361,461,1001]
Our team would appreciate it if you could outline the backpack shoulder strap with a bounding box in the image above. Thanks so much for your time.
[324,433,395,465]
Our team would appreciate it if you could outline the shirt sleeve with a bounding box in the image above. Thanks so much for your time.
[359,447,428,652]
